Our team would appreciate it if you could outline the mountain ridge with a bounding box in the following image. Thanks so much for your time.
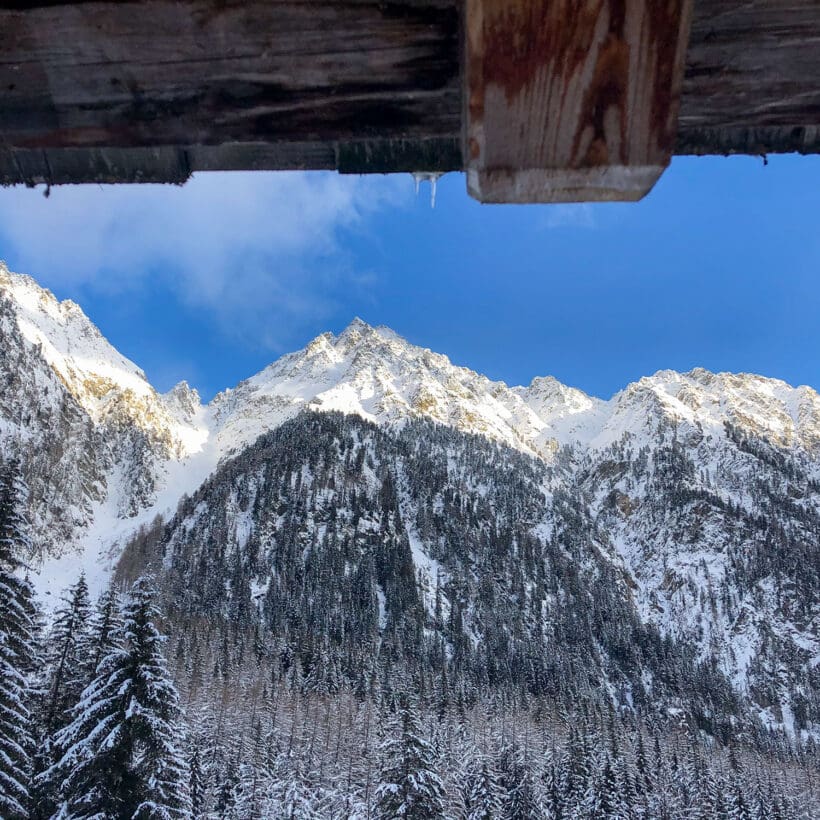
[5,262,818,464]
[3,259,819,558]
[1,263,818,739]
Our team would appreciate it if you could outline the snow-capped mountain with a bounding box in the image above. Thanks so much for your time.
[1,267,206,451]
[1,264,818,738]
[0,266,209,557]
[207,316,601,461]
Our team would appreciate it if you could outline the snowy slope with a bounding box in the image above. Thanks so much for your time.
[0,264,209,583]
[574,369,820,738]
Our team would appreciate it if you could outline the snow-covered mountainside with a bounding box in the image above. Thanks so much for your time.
[1,264,818,738]
[0,267,208,554]
[208,317,599,461]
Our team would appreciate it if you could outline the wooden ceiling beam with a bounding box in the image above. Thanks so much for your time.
[1,1,818,195]
[464,0,694,203]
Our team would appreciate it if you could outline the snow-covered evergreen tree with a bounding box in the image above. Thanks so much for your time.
[465,757,502,820]
[33,574,96,820]
[42,574,94,733]
[88,585,123,677]
[587,752,628,820]
[375,694,446,819]
[277,778,316,820]
[499,749,541,820]
[49,576,190,819]
[0,459,39,820]
[188,743,205,820]
[213,756,240,819]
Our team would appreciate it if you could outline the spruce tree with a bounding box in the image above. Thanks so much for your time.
[42,574,94,733]
[0,460,39,820]
[278,779,315,820]
[465,757,501,820]
[88,585,123,676]
[542,759,564,820]
[33,574,96,820]
[214,757,240,819]
[375,694,446,819]
[502,755,541,820]
[49,576,190,819]
[587,753,627,819]
[188,743,205,820]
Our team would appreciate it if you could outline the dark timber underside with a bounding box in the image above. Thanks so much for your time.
[1,0,818,186]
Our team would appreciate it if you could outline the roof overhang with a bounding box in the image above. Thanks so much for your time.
[1,1,818,201]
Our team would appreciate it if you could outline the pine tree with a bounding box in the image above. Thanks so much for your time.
[542,758,564,820]
[375,694,446,819]
[33,575,95,818]
[277,778,315,820]
[465,757,501,820]
[214,756,240,819]
[88,585,124,676]
[0,460,39,820]
[188,743,206,820]
[49,576,190,819]
[500,751,541,820]
[42,574,94,734]
[728,779,754,820]
[234,760,265,820]
[587,752,627,820]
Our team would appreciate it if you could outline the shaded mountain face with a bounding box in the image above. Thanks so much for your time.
[136,411,747,741]
[1,264,818,738]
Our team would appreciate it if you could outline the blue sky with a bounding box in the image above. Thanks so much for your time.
[0,155,818,401]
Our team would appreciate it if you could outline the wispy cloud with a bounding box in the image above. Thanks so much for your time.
[0,172,407,347]
[543,203,597,230]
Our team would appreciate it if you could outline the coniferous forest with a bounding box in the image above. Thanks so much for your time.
[2,410,819,818]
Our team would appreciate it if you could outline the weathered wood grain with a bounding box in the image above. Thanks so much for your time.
[677,0,820,156]
[464,0,694,203]
[0,0,819,187]
[0,1,461,149]
[0,146,191,186]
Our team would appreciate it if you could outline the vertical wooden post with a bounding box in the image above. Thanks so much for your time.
[464,0,694,203]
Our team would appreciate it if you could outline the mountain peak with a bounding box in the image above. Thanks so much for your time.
[335,317,405,348]
[342,316,372,333]
[337,316,379,344]
[164,380,202,413]
[1,264,153,402]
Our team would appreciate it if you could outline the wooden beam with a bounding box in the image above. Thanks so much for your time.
[678,0,820,156]
[0,1,461,150]
[1,1,819,188]
[464,0,694,203]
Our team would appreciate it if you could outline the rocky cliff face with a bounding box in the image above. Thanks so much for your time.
[0,265,207,554]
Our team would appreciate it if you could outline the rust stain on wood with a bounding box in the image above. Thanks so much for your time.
[465,0,694,203]
[574,24,630,168]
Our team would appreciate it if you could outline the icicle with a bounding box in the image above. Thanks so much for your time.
[410,172,445,209]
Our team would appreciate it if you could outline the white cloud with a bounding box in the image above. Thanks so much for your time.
[543,203,597,229]
[0,171,407,347]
